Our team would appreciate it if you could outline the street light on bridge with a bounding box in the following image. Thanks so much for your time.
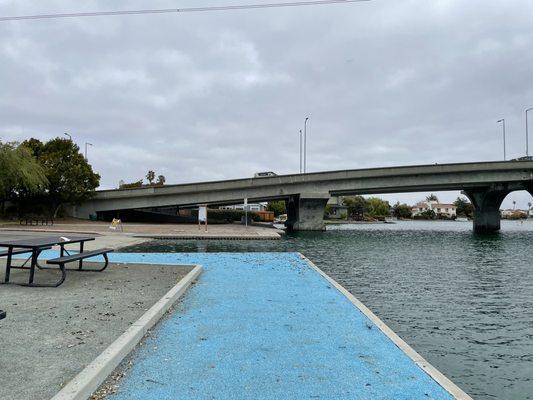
[299,129,303,174]
[526,107,533,157]
[304,117,309,173]
[63,132,72,141]
[85,142,93,161]
[497,119,506,161]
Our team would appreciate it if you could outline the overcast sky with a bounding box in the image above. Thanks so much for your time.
[1,0,532,208]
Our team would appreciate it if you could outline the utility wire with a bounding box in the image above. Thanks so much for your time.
[0,0,371,22]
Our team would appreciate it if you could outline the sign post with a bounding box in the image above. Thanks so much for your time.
[198,205,208,232]
[244,198,248,227]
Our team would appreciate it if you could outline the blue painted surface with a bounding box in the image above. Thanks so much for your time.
[37,251,454,399]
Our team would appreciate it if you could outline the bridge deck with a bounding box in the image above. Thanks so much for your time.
[99,252,465,400]
[71,161,533,219]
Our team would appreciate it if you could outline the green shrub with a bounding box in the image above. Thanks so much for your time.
[413,209,436,220]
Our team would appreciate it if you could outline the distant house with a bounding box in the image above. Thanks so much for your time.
[500,209,515,218]
[501,209,528,219]
[411,201,457,218]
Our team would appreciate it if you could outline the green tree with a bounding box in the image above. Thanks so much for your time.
[22,138,45,158]
[119,179,143,189]
[366,197,391,218]
[426,193,439,202]
[157,175,166,186]
[0,142,48,214]
[146,170,155,185]
[266,200,286,216]
[23,138,100,216]
[392,202,412,219]
[342,196,366,220]
[454,197,474,218]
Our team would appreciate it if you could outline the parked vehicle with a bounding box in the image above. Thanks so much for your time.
[254,171,277,178]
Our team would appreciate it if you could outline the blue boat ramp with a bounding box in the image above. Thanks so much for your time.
[100,252,468,400]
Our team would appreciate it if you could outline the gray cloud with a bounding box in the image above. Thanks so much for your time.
[1,0,532,207]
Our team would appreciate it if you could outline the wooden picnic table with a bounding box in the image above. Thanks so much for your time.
[0,235,96,287]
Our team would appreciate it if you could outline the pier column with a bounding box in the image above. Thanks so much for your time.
[462,187,509,234]
[285,193,329,231]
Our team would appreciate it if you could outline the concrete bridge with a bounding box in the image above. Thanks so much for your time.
[69,160,533,233]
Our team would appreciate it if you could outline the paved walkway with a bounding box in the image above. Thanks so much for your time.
[0,230,146,251]
[0,221,282,240]
[98,252,456,400]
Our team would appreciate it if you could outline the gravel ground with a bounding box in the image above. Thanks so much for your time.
[0,261,193,400]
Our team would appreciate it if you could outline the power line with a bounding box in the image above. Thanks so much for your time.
[0,0,371,22]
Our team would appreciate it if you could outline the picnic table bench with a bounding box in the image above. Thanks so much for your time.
[0,235,113,287]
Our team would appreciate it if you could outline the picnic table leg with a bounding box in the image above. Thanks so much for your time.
[54,263,66,287]
[95,253,110,272]
[28,249,38,284]
[4,246,13,283]
[78,242,84,270]
[35,248,50,270]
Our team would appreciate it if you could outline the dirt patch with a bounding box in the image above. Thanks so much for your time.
[0,262,193,400]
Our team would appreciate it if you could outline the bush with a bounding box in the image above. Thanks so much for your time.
[266,200,286,216]
[436,213,456,221]
[392,202,412,219]
[413,209,436,220]
[366,197,391,218]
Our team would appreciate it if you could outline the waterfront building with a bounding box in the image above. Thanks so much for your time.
[219,203,267,212]
[326,196,349,219]
[501,209,528,219]
[411,201,457,218]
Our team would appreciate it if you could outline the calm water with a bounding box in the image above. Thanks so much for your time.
[124,220,533,399]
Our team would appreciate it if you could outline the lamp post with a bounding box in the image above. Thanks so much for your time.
[85,142,93,160]
[299,129,303,174]
[526,107,533,157]
[304,117,309,173]
[63,132,72,141]
[497,119,506,161]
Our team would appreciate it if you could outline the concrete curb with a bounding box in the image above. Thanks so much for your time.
[132,234,280,240]
[299,254,473,400]
[50,264,203,400]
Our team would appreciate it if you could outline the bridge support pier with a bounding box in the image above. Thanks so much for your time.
[462,186,510,234]
[285,193,329,231]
